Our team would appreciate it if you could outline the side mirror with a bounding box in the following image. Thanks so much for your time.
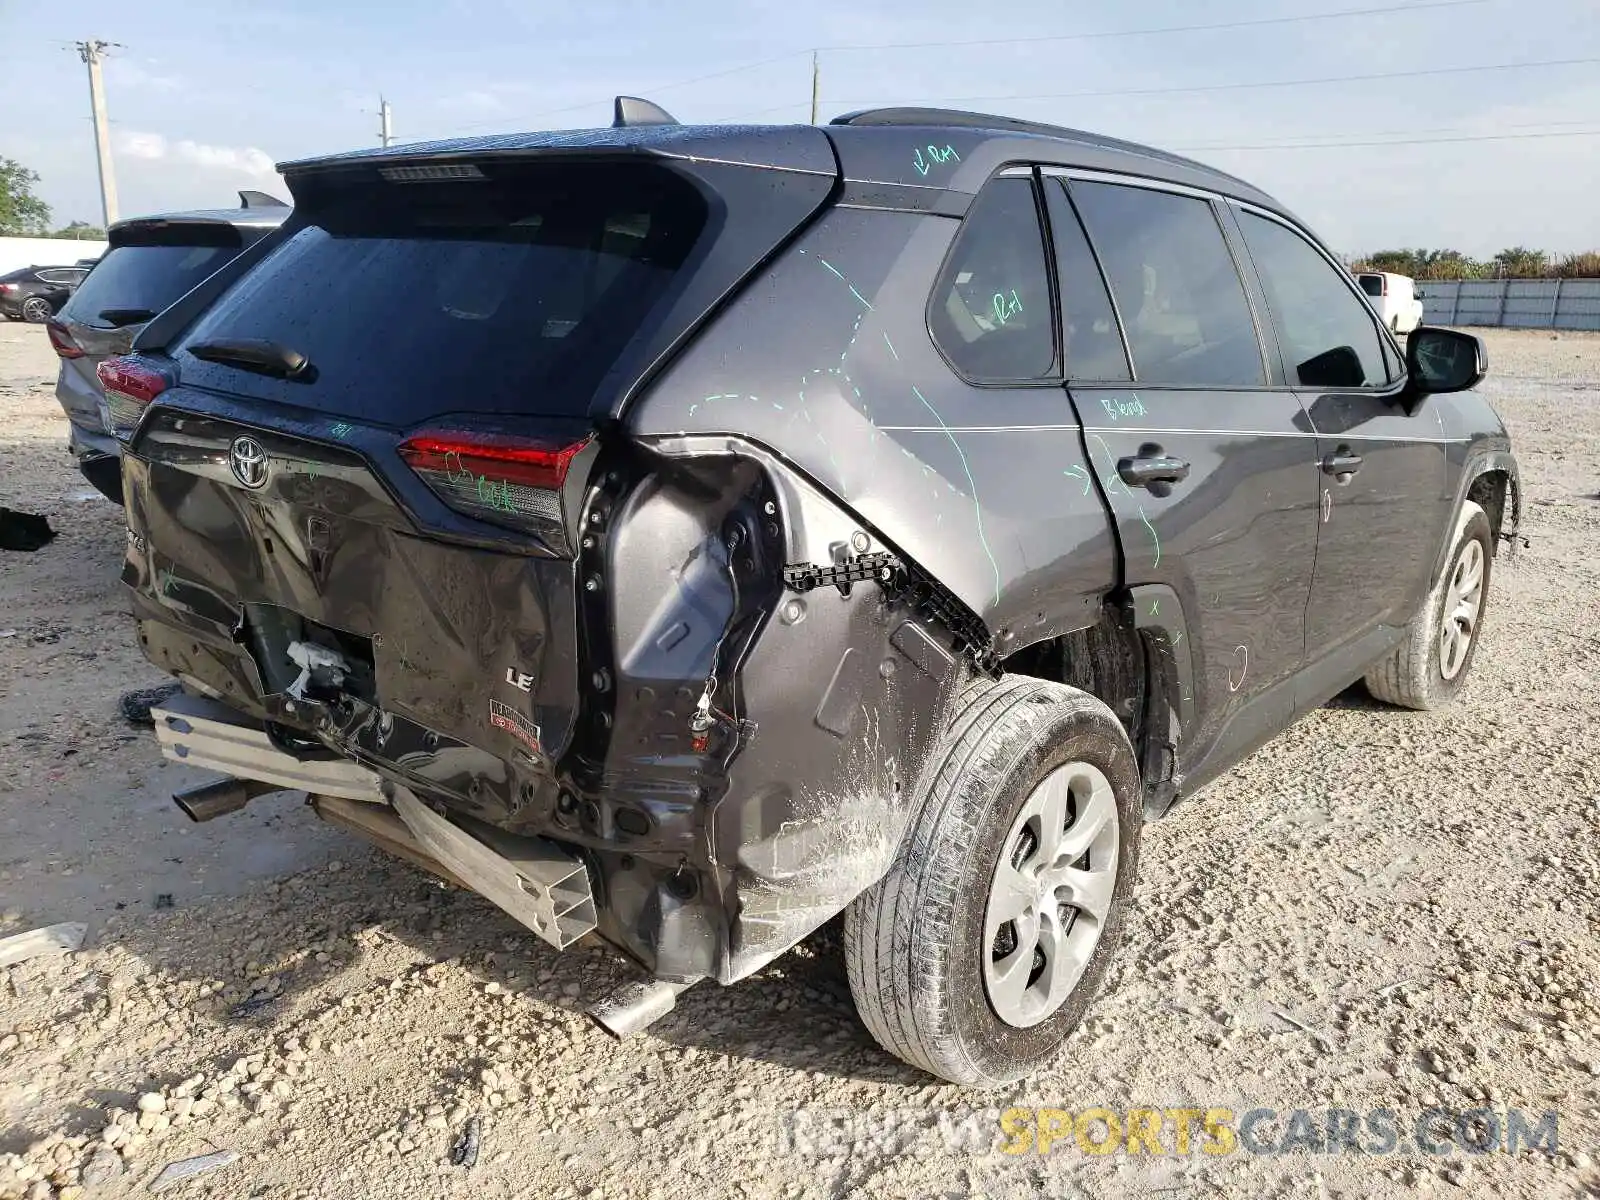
[1407,326,1487,394]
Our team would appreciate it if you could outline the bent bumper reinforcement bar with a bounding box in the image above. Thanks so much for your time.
[149,691,599,953]
[151,692,386,802]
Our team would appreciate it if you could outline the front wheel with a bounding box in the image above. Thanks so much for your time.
[844,676,1142,1086]
[1365,499,1493,709]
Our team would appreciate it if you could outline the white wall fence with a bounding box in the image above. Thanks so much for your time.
[0,235,109,276]
[1417,278,1600,331]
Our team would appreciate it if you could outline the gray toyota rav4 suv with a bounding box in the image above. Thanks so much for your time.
[103,102,1517,1085]
[48,191,288,501]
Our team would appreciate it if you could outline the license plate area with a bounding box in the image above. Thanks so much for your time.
[241,603,377,706]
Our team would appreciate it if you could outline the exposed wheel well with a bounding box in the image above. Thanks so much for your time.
[1000,606,1165,802]
[1467,469,1515,544]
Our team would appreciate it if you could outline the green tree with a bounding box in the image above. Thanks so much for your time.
[52,220,106,240]
[0,158,52,235]
[1492,246,1549,278]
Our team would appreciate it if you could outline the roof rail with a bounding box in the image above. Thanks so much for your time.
[238,189,290,209]
[612,96,679,128]
[831,106,1257,189]
[830,107,1086,138]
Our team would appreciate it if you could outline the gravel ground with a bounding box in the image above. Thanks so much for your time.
[1,322,1597,1199]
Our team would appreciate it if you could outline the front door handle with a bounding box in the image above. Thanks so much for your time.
[1118,452,1191,490]
[1320,447,1363,482]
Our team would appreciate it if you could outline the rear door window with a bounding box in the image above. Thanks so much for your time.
[65,229,243,329]
[174,161,708,425]
[1070,181,1265,388]
[1042,180,1131,382]
[928,176,1057,382]
[1358,274,1385,298]
[1238,211,1393,388]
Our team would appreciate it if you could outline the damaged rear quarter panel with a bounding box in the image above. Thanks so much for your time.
[616,438,964,982]
[622,205,1119,980]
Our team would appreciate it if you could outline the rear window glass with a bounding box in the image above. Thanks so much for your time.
[66,239,242,328]
[928,176,1057,381]
[1359,274,1384,297]
[175,162,708,425]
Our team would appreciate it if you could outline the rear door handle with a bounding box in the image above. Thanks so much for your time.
[1320,448,1363,481]
[1118,453,1191,489]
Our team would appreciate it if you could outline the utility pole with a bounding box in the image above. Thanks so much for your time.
[75,39,120,227]
[379,96,393,148]
[809,52,820,124]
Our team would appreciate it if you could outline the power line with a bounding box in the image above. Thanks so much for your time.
[448,49,813,132]
[819,0,1491,52]
[456,0,1501,133]
[1177,128,1600,151]
[809,55,1600,113]
[1175,116,1600,149]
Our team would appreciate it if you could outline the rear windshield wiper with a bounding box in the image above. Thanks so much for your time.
[97,307,158,327]
[186,338,315,381]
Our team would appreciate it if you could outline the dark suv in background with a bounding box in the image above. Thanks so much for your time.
[48,190,289,501]
[102,103,1515,1085]
[1,265,90,323]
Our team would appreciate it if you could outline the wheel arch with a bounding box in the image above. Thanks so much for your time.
[1435,450,1520,580]
[999,584,1192,819]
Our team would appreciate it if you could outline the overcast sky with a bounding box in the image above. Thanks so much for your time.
[4,0,1597,255]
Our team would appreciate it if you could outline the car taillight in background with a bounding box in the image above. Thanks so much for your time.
[398,431,591,552]
[0,283,16,293]
[97,356,171,439]
[46,320,84,359]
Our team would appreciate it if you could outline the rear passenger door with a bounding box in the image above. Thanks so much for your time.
[1046,175,1321,787]
[35,269,82,309]
[1229,206,1450,689]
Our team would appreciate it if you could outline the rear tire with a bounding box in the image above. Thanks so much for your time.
[1364,500,1492,710]
[844,675,1142,1086]
[21,296,53,324]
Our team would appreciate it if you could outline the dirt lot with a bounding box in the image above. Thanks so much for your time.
[1,321,1597,1199]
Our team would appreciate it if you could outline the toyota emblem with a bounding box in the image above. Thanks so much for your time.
[229,436,269,489]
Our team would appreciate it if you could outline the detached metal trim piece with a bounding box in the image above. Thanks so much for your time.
[151,692,385,802]
[587,978,694,1038]
[390,787,597,950]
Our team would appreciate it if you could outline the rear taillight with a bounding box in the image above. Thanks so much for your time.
[398,432,591,550]
[46,321,84,359]
[0,283,16,293]
[97,356,171,439]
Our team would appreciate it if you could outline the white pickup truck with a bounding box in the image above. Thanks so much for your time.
[1357,270,1426,334]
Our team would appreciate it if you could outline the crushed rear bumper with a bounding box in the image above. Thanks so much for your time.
[150,692,599,955]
